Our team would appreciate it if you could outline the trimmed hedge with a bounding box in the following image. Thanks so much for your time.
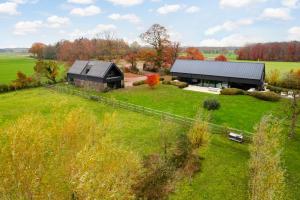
[220,88,245,95]
[203,99,220,110]
[267,85,286,94]
[170,81,188,89]
[133,80,146,86]
[249,91,281,102]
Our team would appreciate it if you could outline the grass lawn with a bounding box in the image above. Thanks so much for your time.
[0,86,299,199]
[170,134,249,200]
[0,54,36,84]
[102,85,286,132]
[0,88,185,156]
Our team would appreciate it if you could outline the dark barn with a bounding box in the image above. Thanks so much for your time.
[171,60,265,90]
[67,60,124,91]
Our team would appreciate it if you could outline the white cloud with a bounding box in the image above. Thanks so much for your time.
[260,8,292,20]
[157,4,182,15]
[108,13,140,24]
[282,0,299,8]
[70,5,101,16]
[67,0,95,4]
[13,20,43,35]
[47,15,70,28]
[220,0,267,8]
[69,24,117,38]
[205,19,253,35]
[0,2,19,15]
[200,34,263,47]
[185,6,200,13]
[106,0,143,6]
[288,26,300,40]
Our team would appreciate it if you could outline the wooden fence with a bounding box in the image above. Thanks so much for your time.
[47,85,254,139]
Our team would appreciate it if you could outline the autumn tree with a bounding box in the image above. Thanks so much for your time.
[180,47,205,60]
[215,54,228,62]
[140,24,170,69]
[29,42,46,59]
[249,116,285,200]
[146,74,160,88]
[163,42,180,67]
[124,42,141,72]
[34,60,59,83]
[12,71,33,89]
[237,41,300,61]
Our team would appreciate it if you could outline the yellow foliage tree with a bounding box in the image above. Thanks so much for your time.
[249,116,285,200]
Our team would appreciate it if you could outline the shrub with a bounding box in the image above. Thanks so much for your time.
[0,84,9,93]
[187,116,211,149]
[267,85,285,94]
[170,81,188,89]
[249,91,281,102]
[221,88,245,95]
[133,80,146,86]
[146,74,160,88]
[203,99,221,111]
[162,80,171,85]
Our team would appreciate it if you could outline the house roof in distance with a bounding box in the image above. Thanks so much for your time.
[68,60,116,78]
[171,59,265,80]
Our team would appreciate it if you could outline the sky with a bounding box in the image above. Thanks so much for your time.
[0,0,300,48]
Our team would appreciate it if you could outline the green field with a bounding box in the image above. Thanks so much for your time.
[1,84,299,199]
[0,54,36,84]
[204,53,300,75]
[0,85,299,199]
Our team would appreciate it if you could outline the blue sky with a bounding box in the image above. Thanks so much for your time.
[0,0,300,48]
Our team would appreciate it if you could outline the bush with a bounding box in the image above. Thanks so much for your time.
[203,99,221,111]
[162,80,171,85]
[267,85,285,94]
[0,84,9,93]
[170,81,188,89]
[249,91,281,102]
[133,80,146,86]
[221,88,245,95]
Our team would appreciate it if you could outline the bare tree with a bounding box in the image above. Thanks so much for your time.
[140,24,170,69]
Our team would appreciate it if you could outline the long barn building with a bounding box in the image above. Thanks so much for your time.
[171,59,265,90]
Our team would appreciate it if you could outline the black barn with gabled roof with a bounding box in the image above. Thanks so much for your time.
[170,59,265,90]
[67,60,124,91]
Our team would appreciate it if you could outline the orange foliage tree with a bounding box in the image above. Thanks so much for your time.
[29,43,46,59]
[146,74,160,88]
[12,71,33,89]
[179,47,204,60]
[215,54,228,61]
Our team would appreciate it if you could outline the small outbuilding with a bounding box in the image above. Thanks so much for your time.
[171,59,265,90]
[67,60,124,91]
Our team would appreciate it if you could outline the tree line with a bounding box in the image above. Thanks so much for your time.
[29,24,228,73]
[236,41,300,61]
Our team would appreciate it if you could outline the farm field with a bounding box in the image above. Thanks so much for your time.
[204,53,300,74]
[0,86,299,199]
[0,54,36,84]
[0,54,67,84]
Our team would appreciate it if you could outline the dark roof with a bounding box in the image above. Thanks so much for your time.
[68,60,116,78]
[171,60,265,80]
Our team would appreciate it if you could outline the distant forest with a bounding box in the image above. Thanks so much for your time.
[236,41,300,62]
